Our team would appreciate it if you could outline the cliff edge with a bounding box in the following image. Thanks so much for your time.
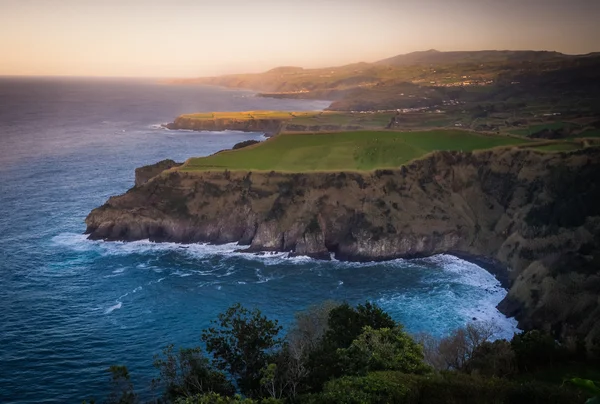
[165,117,285,136]
[85,148,600,349]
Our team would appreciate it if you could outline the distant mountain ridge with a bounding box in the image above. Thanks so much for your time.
[375,49,569,66]
[172,48,599,113]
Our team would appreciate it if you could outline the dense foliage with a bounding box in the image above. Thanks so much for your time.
[89,302,598,404]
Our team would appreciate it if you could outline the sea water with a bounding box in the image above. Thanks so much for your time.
[0,77,517,403]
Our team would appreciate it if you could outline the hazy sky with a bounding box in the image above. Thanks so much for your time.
[0,0,598,77]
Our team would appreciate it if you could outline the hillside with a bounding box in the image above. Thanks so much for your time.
[86,147,600,350]
[375,49,567,66]
[173,50,600,117]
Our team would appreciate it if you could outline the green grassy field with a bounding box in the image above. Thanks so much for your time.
[181,130,530,172]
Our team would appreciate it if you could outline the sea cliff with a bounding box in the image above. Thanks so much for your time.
[85,147,600,349]
[164,115,364,136]
[165,117,285,136]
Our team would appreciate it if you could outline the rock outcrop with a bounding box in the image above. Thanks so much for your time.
[164,116,367,136]
[165,117,285,136]
[134,159,182,187]
[85,147,600,350]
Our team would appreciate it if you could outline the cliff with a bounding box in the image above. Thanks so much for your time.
[165,117,285,136]
[85,148,600,350]
[134,159,182,187]
[165,115,365,135]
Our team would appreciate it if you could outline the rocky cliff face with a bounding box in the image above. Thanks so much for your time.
[165,116,368,135]
[134,159,182,187]
[85,148,600,350]
[165,117,285,136]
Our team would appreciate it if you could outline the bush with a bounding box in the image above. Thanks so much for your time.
[464,339,517,378]
[300,371,584,404]
[511,330,565,373]
[232,140,260,150]
[315,372,414,404]
[436,321,499,370]
[176,392,285,404]
[338,326,429,375]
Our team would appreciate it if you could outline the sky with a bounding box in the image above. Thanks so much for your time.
[0,0,598,77]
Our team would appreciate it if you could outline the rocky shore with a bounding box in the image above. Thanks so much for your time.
[86,147,600,350]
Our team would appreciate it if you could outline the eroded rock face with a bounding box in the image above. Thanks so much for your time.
[134,159,182,187]
[164,117,365,136]
[85,148,600,350]
[166,117,284,136]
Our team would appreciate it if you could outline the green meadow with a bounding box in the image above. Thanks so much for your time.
[181,130,530,172]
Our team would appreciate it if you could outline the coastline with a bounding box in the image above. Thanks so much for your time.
[84,147,600,347]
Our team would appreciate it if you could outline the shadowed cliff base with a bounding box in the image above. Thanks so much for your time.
[86,147,600,351]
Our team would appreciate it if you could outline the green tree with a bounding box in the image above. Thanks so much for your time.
[283,301,339,397]
[437,321,499,370]
[153,344,235,401]
[201,304,283,398]
[511,330,564,373]
[106,365,137,404]
[464,339,516,378]
[304,302,398,391]
[338,326,429,375]
[324,302,396,349]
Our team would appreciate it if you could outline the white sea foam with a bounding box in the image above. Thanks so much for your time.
[53,232,517,337]
[378,255,519,340]
[149,123,169,130]
[104,302,122,314]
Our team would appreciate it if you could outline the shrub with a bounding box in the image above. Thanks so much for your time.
[317,372,414,404]
[511,330,565,373]
[232,140,260,150]
[338,326,429,375]
[175,392,285,403]
[301,371,583,404]
[437,321,499,370]
[464,339,517,378]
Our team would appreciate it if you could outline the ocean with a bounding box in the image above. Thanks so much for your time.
[0,77,517,403]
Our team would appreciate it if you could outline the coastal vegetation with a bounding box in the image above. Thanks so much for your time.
[89,302,598,403]
[180,130,531,172]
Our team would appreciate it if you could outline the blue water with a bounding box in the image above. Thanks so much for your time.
[0,77,517,403]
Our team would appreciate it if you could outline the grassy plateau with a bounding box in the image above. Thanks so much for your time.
[180,130,531,172]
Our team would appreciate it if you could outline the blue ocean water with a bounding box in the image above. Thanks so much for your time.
[0,77,517,403]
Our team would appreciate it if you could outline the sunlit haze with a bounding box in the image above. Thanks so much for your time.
[0,0,598,77]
